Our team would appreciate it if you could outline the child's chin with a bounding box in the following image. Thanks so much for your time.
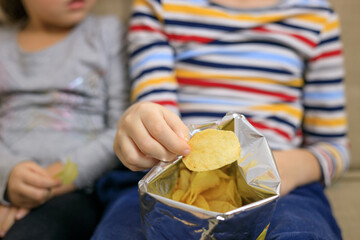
[61,13,88,27]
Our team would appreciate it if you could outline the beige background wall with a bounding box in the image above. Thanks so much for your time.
[91,0,133,21]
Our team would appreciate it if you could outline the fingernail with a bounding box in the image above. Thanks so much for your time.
[182,149,190,156]
[0,231,5,237]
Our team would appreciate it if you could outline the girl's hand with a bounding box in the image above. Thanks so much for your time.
[0,204,29,237]
[114,102,190,171]
[7,161,62,208]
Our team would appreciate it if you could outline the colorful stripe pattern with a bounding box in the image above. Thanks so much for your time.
[128,0,350,185]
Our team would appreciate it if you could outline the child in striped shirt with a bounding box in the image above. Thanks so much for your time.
[93,0,349,239]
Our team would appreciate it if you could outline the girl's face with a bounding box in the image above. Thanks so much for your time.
[22,0,97,28]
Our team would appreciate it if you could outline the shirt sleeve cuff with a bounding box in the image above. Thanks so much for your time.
[306,145,332,187]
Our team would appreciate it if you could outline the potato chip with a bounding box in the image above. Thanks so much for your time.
[178,169,191,191]
[208,200,236,213]
[182,129,240,171]
[54,158,78,185]
[183,171,220,204]
[202,179,228,201]
[214,169,231,180]
[171,159,243,213]
[226,179,241,206]
[172,189,186,202]
[193,195,210,211]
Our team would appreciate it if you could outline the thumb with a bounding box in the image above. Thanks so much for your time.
[15,208,29,220]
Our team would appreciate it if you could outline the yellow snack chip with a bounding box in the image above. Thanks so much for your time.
[208,200,236,213]
[54,158,78,185]
[172,189,186,202]
[193,195,210,211]
[202,179,228,201]
[184,171,221,204]
[178,169,191,191]
[171,163,243,213]
[182,129,241,171]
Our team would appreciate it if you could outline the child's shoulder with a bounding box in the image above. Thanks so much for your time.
[0,24,18,50]
[81,15,124,38]
[0,24,17,40]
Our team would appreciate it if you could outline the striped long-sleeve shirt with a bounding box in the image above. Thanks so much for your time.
[128,0,350,186]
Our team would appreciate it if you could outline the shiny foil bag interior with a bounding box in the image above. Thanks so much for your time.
[138,113,281,240]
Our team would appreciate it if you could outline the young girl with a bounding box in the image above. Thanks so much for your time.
[0,0,127,239]
[93,0,349,239]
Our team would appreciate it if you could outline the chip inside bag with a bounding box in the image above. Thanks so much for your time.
[138,113,281,240]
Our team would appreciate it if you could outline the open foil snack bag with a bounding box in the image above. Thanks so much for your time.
[138,113,281,239]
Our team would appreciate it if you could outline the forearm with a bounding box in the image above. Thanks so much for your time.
[272,148,322,196]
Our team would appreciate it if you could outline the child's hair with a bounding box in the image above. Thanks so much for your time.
[0,0,27,23]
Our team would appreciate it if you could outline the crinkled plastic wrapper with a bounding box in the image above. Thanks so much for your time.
[138,113,281,239]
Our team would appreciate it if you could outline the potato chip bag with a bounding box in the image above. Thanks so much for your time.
[139,113,281,240]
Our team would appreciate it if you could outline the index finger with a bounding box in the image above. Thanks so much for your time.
[23,171,61,189]
[27,162,53,178]
[143,111,190,156]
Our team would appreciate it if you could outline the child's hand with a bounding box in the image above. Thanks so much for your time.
[114,102,190,171]
[7,161,62,208]
[0,204,29,237]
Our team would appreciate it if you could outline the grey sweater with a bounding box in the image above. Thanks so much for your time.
[0,15,128,203]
